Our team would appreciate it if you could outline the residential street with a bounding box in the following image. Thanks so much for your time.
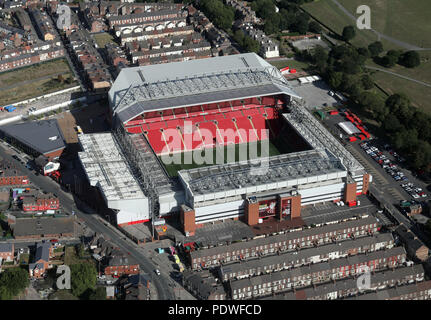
[0,142,176,300]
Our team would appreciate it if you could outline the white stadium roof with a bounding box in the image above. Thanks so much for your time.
[108,53,301,124]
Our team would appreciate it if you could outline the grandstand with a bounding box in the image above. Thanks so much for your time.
[79,53,370,235]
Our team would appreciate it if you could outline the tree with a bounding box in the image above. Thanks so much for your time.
[357,47,370,59]
[70,263,97,298]
[368,41,383,57]
[399,51,420,68]
[385,93,414,121]
[327,71,343,90]
[361,75,374,90]
[89,287,107,300]
[308,21,322,34]
[383,114,404,133]
[0,267,29,300]
[342,25,356,41]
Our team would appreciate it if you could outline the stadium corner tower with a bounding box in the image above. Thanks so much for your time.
[78,53,371,236]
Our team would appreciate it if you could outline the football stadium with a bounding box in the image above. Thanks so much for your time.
[78,53,371,235]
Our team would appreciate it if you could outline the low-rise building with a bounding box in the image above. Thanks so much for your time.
[12,216,75,240]
[22,192,60,212]
[182,270,226,300]
[189,216,380,270]
[0,166,29,186]
[395,225,429,261]
[346,280,431,300]
[0,243,14,261]
[229,246,406,299]
[242,25,278,58]
[103,249,140,277]
[29,242,53,278]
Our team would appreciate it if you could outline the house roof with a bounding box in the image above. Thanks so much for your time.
[0,242,13,252]
[13,216,74,238]
[34,241,51,262]
[0,120,66,155]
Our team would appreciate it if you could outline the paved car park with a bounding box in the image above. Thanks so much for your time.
[289,80,339,110]
[323,110,429,208]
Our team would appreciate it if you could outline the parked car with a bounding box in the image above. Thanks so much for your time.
[155,269,161,276]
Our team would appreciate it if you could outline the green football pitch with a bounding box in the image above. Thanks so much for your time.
[159,140,284,177]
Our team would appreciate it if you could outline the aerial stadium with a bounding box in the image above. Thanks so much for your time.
[78,53,371,236]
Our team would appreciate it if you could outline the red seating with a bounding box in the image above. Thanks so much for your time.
[125,125,142,134]
[139,103,282,155]
[146,130,168,154]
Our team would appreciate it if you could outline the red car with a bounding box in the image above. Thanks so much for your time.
[50,239,58,243]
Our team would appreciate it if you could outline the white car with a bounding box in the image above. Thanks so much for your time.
[412,194,420,199]
[155,269,161,276]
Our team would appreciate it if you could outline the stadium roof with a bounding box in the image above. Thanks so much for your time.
[0,120,66,155]
[78,133,146,202]
[179,150,347,199]
[109,53,301,123]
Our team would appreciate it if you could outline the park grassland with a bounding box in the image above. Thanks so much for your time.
[301,0,381,48]
[340,0,431,48]
[301,0,431,114]
[0,58,77,105]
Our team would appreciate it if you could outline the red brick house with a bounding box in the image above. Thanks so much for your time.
[0,168,29,186]
[104,250,139,277]
[29,242,53,279]
[22,193,60,212]
[0,243,14,261]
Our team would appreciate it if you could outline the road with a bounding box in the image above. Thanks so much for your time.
[330,0,431,51]
[365,66,431,88]
[0,143,174,300]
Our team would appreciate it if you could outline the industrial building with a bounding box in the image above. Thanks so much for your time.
[0,120,66,160]
[78,53,370,233]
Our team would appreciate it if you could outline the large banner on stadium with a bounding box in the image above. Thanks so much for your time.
[281,198,291,217]
[258,199,277,217]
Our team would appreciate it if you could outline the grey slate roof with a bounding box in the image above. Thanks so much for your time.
[0,242,13,253]
[13,217,74,238]
[34,242,51,262]
[0,120,66,155]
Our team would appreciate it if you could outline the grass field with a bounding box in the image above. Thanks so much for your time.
[160,140,283,177]
[0,74,77,105]
[302,0,384,49]
[340,0,431,49]
[0,58,77,105]
[93,32,116,48]
[302,0,431,114]
[0,58,72,87]
[269,59,312,72]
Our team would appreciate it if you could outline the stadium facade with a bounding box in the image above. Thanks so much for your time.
[78,53,371,235]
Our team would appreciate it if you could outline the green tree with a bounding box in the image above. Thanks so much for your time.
[399,51,420,68]
[368,41,383,57]
[327,71,343,89]
[361,75,374,90]
[70,263,97,298]
[0,267,29,300]
[89,287,107,300]
[308,21,322,33]
[342,25,356,41]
